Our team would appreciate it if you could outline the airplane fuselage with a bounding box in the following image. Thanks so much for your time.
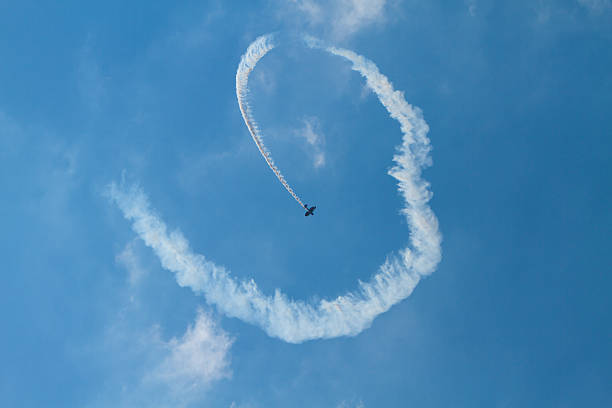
[304,204,316,217]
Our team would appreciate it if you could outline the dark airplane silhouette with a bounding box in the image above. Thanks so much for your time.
[304,204,316,217]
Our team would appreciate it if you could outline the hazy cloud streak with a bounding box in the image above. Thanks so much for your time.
[296,117,326,169]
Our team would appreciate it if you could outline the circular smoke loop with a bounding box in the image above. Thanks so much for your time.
[109,33,442,343]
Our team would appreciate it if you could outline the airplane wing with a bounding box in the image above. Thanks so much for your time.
[305,212,310,216]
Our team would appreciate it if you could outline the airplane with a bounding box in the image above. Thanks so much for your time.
[304,204,316,217]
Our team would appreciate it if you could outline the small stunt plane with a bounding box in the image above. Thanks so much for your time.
[304,204,316,217]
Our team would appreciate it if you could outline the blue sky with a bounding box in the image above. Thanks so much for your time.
[1,1,611,407]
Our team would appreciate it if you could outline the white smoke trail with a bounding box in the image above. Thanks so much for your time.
[108,34,441,343]
[236,34,305,209]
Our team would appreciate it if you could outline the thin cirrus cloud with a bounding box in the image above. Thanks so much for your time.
[107,33,441,344]
[0,110,26,156]
[466,0,477,16]
[296,117,326,169]
[578,0,611,12]
[337,400,365,408]
[284,0,387,39]
[116,240,148,286]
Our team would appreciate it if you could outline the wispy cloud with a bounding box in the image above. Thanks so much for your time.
[229,402,259,408]
[0,110,26,156]
[334,0,387,38]
[77,38,109,112]
[91,305,232,408]
[577,0,611,13]
[337,399,365,408]
[149,308,233,393]
[295,117,326,169]
[282,0,388,39]
[116,240,148,286]
[148,2,226,55]
[466,0,477,16]
[290,0,324,23]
